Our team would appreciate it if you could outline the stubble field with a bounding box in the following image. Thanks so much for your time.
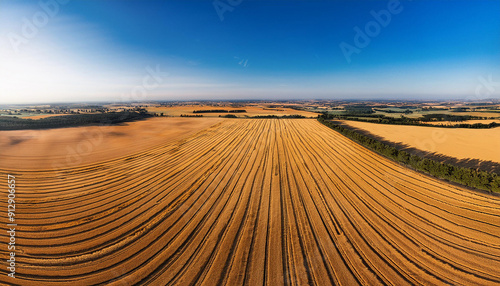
[0,118,499,285]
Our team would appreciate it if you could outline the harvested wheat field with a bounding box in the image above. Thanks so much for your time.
[1,119,499,285]
[342,120,500,163]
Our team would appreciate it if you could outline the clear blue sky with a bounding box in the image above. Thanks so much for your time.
[1,0,499,103]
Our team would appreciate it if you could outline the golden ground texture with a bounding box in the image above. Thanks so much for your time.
[0,118,499,285]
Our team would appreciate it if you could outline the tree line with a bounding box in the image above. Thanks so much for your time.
[180,114,204,117]
[321,113,500,129]
[250,115,306,119]
[373,108,413,114]
[193,109,246,113]
[0,111,152,130]
[215,114,308,119]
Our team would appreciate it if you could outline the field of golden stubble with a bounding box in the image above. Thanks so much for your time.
[0,118,499,285]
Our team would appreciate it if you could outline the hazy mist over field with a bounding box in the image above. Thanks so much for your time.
[1,0,500,104]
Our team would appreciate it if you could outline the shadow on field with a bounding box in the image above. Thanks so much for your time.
[9,136,30,146]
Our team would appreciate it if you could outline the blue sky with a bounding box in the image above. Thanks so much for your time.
[1,0,499,103]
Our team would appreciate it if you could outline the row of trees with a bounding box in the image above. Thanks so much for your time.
[321,113,499,129]
[193,109,246,113]
[180,114,203,117]
[420,114,471,121]
[215,114,308,119]
[344,106,374,114]
[0,111,152,130]
[373,108,413,114]
[318,117,500,193]
[250,115,307,119]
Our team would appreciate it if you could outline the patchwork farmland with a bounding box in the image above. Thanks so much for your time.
[1,119,499,285]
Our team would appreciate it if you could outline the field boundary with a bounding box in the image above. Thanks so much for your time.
[320,113,500,129]
[333,121,500,174]
[318,117,500,194]
[0,111,153,130]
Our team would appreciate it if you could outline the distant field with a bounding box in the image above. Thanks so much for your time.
[0,117,222,169]
[374,110,500,119]
[1,119,499,285]
[147,105,318,117]
[0,112,75,119]
[342,120,500,163]
[424,119,500,126]
[23,114,77,120]
[16,113,78,119]
[0,112,45,118]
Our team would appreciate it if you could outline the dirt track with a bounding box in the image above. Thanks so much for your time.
[0,119,499,285]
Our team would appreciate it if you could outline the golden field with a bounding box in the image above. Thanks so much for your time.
[0,118,499,285]
[341,120,500,163]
